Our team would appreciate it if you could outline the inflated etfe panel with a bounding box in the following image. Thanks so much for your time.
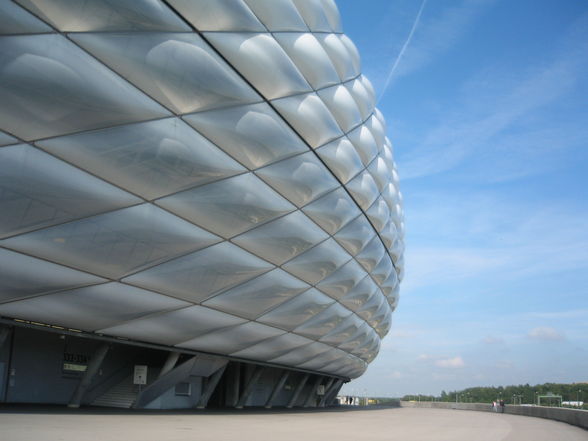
[0,0,404,379]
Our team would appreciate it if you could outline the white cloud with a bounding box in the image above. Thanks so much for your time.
[435,356,465,368]
[527,327,565,342]
[417,353,433,361]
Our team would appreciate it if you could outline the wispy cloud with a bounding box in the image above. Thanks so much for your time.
[397,13,588,181]
[527,327,566,342]
[435,356,465,368]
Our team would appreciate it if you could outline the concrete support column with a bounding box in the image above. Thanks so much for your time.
[158,351,181,378]
[236,365,264,409]
[68,343,109,408]
[224,362,240,407]
[286,373,309,408]
[318,377,335,407]
[265,370,289,409]
[319,378,341,407]
[303,376,324,408]
[196,364,227,409]
[0,327,10,349]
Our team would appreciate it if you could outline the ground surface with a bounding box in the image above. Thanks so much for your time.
[0,406,586,441]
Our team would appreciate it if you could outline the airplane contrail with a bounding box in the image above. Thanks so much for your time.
[378,0,428,103]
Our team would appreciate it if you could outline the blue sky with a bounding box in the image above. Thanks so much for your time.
[337,0,588,397]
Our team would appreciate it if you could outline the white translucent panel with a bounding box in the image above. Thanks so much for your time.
[183,103,306,170]
[380,220,397,250]
[366,197,391,232]
[274,33,339,89]
[0,248,105,303]
[255,152,339,207]
[355,236,386,273]
[390,201,404,224]
[38,118,245,200]
[397,257,405,282]
[315,258,366,300]
[320,357,349,375]
[380,270,399,298]
[364,341,381,363]
[346,171,380,211]
[269,341,331,365]
[338,323,372,351]
[390,237,404,263]
[359,75,377,109]
[0,1,51,34]
[296,348,339,371]
[0,145,139,239]
[375,108,387,130]
[271,93,342,148]
[367,114,386,148]
[205,33,310,100]
[257,288,334,331]
[368,301,390,330]
[372,256,394,286]
[282,238,351,285]
[98,305,247,346]
[348,125,378,166]
[178,321,285,354]
[320,314,363,345]
[317,85,362,133]
[315,137,363,184]
[157,174,294,239]
[356,294,384,322]
[382,142,395,171]
[333,215,375,256]
[0,282,188,331]
[167,0,265,31]
[245,0,308,31]
[203,269,309,319]
[232,211,328,265]
[374,309,392,337]
[301,188,360,235]
[385,284,400,308]
[317,34,355,81]
[291,0,332,32]
[293,302,352,339]
[123,242,274,303]
[3,204,220,279]
[16,0,189,32]
[0,35,169,141]
[382,182,400,211]
[320,0,342,32]
[72,32,261,115]
[351,330,378,355]
[232,332,312,361]
[345,78,373,120]
[368,157,392,192]
[0,131,18,147]
[339,34,361,74]
[339,276,379,312]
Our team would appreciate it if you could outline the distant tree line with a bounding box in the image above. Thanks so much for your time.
[399,382,588,409]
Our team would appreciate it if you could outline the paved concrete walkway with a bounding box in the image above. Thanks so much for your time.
[0,407,586,441]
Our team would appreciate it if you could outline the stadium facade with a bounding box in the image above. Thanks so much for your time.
[0,0,404,409]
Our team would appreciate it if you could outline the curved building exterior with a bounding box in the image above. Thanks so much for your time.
[0,0,404,408]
